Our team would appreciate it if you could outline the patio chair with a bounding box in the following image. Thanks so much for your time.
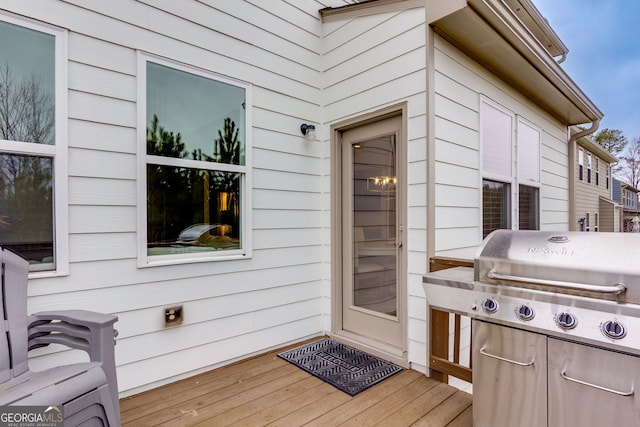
[0,246,121,426]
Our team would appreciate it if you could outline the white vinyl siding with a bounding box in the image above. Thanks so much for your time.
[3,0,355,395]
[433,35,567,260]
[322,6,427,368]
[429,36,564,391]
[1,0,582,398]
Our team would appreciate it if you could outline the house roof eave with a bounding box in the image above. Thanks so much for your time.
[502,0,568,59]
[320,0,424,23]
[574,127,619,164]
[428,0,603,126]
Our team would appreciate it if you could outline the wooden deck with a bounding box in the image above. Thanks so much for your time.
[120,339,472,426]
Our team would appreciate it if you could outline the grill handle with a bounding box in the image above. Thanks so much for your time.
[486,269,627,295]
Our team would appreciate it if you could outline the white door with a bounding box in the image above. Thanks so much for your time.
[339,115,405,353]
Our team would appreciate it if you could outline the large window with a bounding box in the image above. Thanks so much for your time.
[481,100,540,238]
[0,14,67,273]
[139,55,251,265]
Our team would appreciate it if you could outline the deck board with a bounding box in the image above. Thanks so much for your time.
[120,338,472,426]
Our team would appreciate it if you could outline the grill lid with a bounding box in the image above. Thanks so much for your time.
[475,230,640,303]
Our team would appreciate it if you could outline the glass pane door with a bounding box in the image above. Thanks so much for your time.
[351,134,397,316]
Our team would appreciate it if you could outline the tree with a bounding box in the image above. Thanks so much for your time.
[0,63,55,262]
[146,115,241,245]
[0,63,54,144]
[618,137,640,189]
[146,114,192,244]
[594,128,628,157]
[190,117,241,231]
[214,117,240,165]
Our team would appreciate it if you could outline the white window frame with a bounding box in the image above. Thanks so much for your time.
[587,152,592,184]
[137,53,252,267]
[480,99,516,232]
[0,12,68,277]
[516,117,541,185]
[480,98,541,236]
[578,148,584,181]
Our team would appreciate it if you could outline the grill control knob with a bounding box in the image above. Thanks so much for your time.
[555,312,577,330]
[601,320,626,340]
[515,304,535,321]
[481,298,499,314]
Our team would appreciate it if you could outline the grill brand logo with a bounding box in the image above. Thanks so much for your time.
[0,405,63,427]
[527,247,574,256]
[548,235,569,243]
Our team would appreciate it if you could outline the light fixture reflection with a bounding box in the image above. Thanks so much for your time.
[367,175,397,193]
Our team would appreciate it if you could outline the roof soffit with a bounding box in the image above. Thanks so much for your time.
[429,0,602,125]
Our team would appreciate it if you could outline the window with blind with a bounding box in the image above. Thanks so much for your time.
[517,119,540,231]
[481,99,540,238]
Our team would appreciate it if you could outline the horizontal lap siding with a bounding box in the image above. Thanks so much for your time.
[411,35,569,375]
[4,0,355,395]
[574,149,613,230]
[322,7,428,368]
[433,35,568,257]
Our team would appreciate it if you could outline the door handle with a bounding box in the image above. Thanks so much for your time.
[480,347,535,366]
[560,370,634,396]
[396,242,402,248]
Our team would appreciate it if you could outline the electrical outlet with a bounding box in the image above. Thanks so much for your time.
[164,305,183,327]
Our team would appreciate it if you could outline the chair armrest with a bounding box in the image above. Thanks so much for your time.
[28,310,118,361]
[27,310,120,419]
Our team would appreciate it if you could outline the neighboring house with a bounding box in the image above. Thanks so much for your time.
[0,0,602,397]
[612,179,640,232]
[571,128,618,232]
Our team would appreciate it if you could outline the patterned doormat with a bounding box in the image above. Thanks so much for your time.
[278,338,403,396]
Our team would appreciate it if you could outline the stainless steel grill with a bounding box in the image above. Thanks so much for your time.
[423,230,640,427]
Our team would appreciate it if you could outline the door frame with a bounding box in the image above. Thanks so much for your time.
[330,103,409,367]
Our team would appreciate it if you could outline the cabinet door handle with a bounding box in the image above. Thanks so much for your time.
[560,370,634,396]
[480,347,535,366]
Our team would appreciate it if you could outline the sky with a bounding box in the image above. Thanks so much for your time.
[533,1,640,141]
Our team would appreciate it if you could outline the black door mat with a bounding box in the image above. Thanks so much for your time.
[278,338,403,396]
